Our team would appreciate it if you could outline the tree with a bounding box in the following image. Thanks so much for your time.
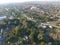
[40,42,46,45]
[47,42,52,45]
[37,33,44,40]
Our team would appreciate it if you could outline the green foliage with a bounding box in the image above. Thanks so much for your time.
[2,3,60,45]
[37,33,44,40]
[40,42,46,45]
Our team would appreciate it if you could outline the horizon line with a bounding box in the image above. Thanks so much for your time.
[0,1,60,5]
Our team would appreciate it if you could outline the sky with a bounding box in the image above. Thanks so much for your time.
[0,0,60,4]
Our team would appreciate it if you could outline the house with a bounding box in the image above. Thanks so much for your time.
[0,29,3,34]
[5,8,9,11]
[23,36,28,40]
[9,16,14,19]
[30,6,40,12]
[49,25,53,28]
[0,16,7,20]
[8,41,10,44]
[30,6,37,10]
[41,23,53,28]
[42,25,47,29]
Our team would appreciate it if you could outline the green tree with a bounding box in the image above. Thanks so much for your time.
[37,33,44,40]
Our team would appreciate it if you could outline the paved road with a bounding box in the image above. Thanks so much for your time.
[41,23,60,29]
